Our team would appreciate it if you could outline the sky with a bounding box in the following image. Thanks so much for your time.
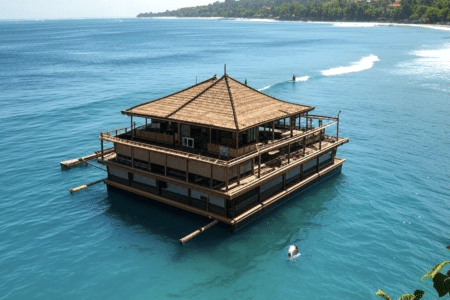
[0,0,218,20]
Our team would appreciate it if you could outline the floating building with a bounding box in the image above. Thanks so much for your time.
[96,74,349,232]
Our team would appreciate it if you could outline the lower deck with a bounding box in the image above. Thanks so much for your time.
[103,156,345,230]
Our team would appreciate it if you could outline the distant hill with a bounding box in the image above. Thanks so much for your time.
[137,0,450,24]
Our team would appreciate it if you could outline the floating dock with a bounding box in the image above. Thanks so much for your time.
[64,73,349,243]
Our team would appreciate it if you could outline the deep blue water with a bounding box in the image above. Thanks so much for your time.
[1,18,450,299]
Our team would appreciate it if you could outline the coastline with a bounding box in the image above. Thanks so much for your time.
[147,16,450,31]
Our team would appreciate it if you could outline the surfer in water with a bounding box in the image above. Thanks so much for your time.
[292,74,296,82]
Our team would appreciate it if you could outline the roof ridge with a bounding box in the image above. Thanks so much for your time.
[227,76,315,111]
[122,76,216,115]
[166,75,223,119]
[224,75,240,131]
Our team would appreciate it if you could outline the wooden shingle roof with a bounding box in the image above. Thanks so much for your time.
[123,75,314,131]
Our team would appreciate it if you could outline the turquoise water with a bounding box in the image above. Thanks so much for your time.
[1,18,449,299]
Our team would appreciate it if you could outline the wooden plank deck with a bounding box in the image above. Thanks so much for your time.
[60,148,114,169]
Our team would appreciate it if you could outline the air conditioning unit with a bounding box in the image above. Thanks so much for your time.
[182,137,194,148]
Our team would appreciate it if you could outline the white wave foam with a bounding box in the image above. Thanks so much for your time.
[259,85,271,91]
[333,22,379,27]
[396,44,450,78]
[234,18,278,23]
[295,76,310,82]
[321,54,379,76]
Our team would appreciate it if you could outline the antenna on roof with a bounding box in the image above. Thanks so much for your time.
[224,64,226,75]
[245,78,247,85]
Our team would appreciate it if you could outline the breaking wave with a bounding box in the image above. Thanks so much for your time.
[321,54,380,76]
[295,76,310,82]
[259,85,272,91]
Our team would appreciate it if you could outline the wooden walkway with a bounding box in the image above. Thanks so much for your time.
[60,148,115,169]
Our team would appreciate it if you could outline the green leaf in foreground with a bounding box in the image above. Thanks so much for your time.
[421,261,450,281]
[397,294,415,300]
[376,290,393,300]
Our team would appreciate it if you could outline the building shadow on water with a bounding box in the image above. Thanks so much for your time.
[101,172,347,250]
[103,187,234,245]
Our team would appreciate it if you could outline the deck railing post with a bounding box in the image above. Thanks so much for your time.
[337,110,341,142]
[258,153,261,178]
[100,132,104,160]
[288,143,291,164]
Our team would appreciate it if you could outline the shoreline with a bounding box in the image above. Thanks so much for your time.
[146,16,450,31]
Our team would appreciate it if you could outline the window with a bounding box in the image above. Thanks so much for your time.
[182,137,194,148]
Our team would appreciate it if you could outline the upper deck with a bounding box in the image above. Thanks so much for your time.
[99,113,348,198]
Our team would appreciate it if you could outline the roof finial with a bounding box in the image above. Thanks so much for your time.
[224,64,226,75]
[245,78,247,85]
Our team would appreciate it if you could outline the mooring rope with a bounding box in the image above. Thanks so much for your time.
[83,160,107,172]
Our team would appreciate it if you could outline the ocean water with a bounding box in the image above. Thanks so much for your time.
[1,18,449,300]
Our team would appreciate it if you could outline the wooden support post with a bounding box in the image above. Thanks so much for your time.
[179,220,218,245]
[258,153,261,178]
[165,154,168,176]
[256,127,260,143]
[100,132,104,160]
[257,186,261,203]
[148,151,151,171]
[252,158,255,175]
[145,118,147,127]
[210,164,213,189]
[131,147,134,168]
[186,159,189,182]
[290,116,293,137]
[69,178,105,194]
[319,130,323,150]
[130,116,133,139]
[337,110,341,142]
[303,137,306,156]
[272,121,275,141]
[288,143,291,164]
[225,166,229,192]
[178,123,181,145]
[209,128,212,144]
[316,157,320,172]
[237,163,241,186]
[236,132,239,150]
[305,113,308,130]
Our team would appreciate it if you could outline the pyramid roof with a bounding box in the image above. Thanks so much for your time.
[122,75,314,132]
